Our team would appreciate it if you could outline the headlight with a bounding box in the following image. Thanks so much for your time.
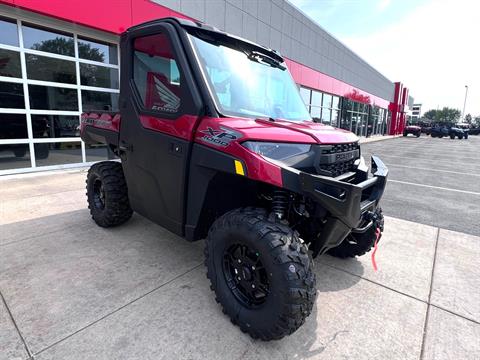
[242,141,311,160]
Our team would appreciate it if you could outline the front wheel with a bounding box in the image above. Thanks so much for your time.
[416,132,420,137]
[458,134,463,139]
[450,134,455,139]
[205,208,316,341]
[328,208,384,258]
[86,161,133,227]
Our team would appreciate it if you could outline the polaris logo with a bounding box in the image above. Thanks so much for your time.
[335,152,355,161]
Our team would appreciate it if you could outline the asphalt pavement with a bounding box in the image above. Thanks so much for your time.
[361,134,480,236]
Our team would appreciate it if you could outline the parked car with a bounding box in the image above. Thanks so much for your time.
[421,126,432,135]
[469,127,480,135]
[449,127,468,139]
[430,126,468,139]
[403,125,421,137]
[430,126,449,138]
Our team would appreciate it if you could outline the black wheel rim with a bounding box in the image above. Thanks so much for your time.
[222,244,270,307]
[92,178,105,210]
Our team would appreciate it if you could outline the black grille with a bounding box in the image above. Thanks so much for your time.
[318,159,356,177]
[318,142,359,177]
[320,142,360,154]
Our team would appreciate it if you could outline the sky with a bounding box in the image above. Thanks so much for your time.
[289,0,480,117]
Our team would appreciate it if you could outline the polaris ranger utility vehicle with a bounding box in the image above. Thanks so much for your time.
[403,125,421,137]
[81,18,388,340]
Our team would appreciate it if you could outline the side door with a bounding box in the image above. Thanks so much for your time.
[118,22,203,236]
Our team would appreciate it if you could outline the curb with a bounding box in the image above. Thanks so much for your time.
[359,135,402,144]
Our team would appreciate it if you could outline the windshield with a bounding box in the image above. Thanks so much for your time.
[188,33,312,122]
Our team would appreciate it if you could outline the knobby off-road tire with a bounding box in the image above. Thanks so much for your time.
[205,207,316,341]
[328,208,384,259]
[86,161,133,227]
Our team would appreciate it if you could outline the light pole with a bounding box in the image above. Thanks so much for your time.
[462,85,468,122]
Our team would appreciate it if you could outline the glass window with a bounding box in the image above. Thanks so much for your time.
[78,37,118,65]
[321,108,331,124]
[31,115,80,138]
[0,144,31,170]
[311,90,322,107]
[22,24,74,57]
[0,17,19,47]
[34,141,82,167]
[340,111,351,131]
[80,63,119,89]
[310,106,321,122]
[28,85,78,111]
[86,143,113,162]
[331,109,339,127]
[81,90,119,111]
[189,33,311,121]
[332,95,340,110]
[133,33,181,113]
[0,114,28,139]
[26,54,76,84]
[299,87,311,106]
[322,93,332,108]
[0,49,21,78]
[343,98,353,111]
[0,82,24,108]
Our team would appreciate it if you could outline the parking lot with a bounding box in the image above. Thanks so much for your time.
[1,137,479,360]
[362,135,480,236]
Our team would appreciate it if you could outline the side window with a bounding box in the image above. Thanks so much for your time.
[133,33,181,114]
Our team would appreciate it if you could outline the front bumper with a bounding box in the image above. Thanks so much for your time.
[299,155,388,228]
[282,155,388,254]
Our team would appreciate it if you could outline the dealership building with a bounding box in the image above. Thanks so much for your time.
[0,0,412,175]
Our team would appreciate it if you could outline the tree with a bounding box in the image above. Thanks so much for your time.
[31,37,104,62]
[424,109,438,121]
[422,107,461,125]
[465,114,472,124]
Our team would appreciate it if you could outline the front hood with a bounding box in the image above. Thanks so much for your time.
[197,117,359,145]
[253,118,359,144]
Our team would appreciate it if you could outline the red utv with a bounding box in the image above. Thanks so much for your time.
[80,18,388,340]
[403,125,421,137]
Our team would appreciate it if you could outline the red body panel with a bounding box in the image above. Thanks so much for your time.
[81,112,121,132]
[194,116,359,187]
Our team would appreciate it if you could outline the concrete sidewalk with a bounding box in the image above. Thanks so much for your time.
[0,171,479,360]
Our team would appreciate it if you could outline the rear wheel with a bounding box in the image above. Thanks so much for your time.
[458,134,463,139]
[13,146,27,158]
[450,134,455,139]
[34,143,50,159]
[86,161,133,227]
[416,132,420,137]
[205,208,316,340]
[328,208,384,258]
[403,132,407,137]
